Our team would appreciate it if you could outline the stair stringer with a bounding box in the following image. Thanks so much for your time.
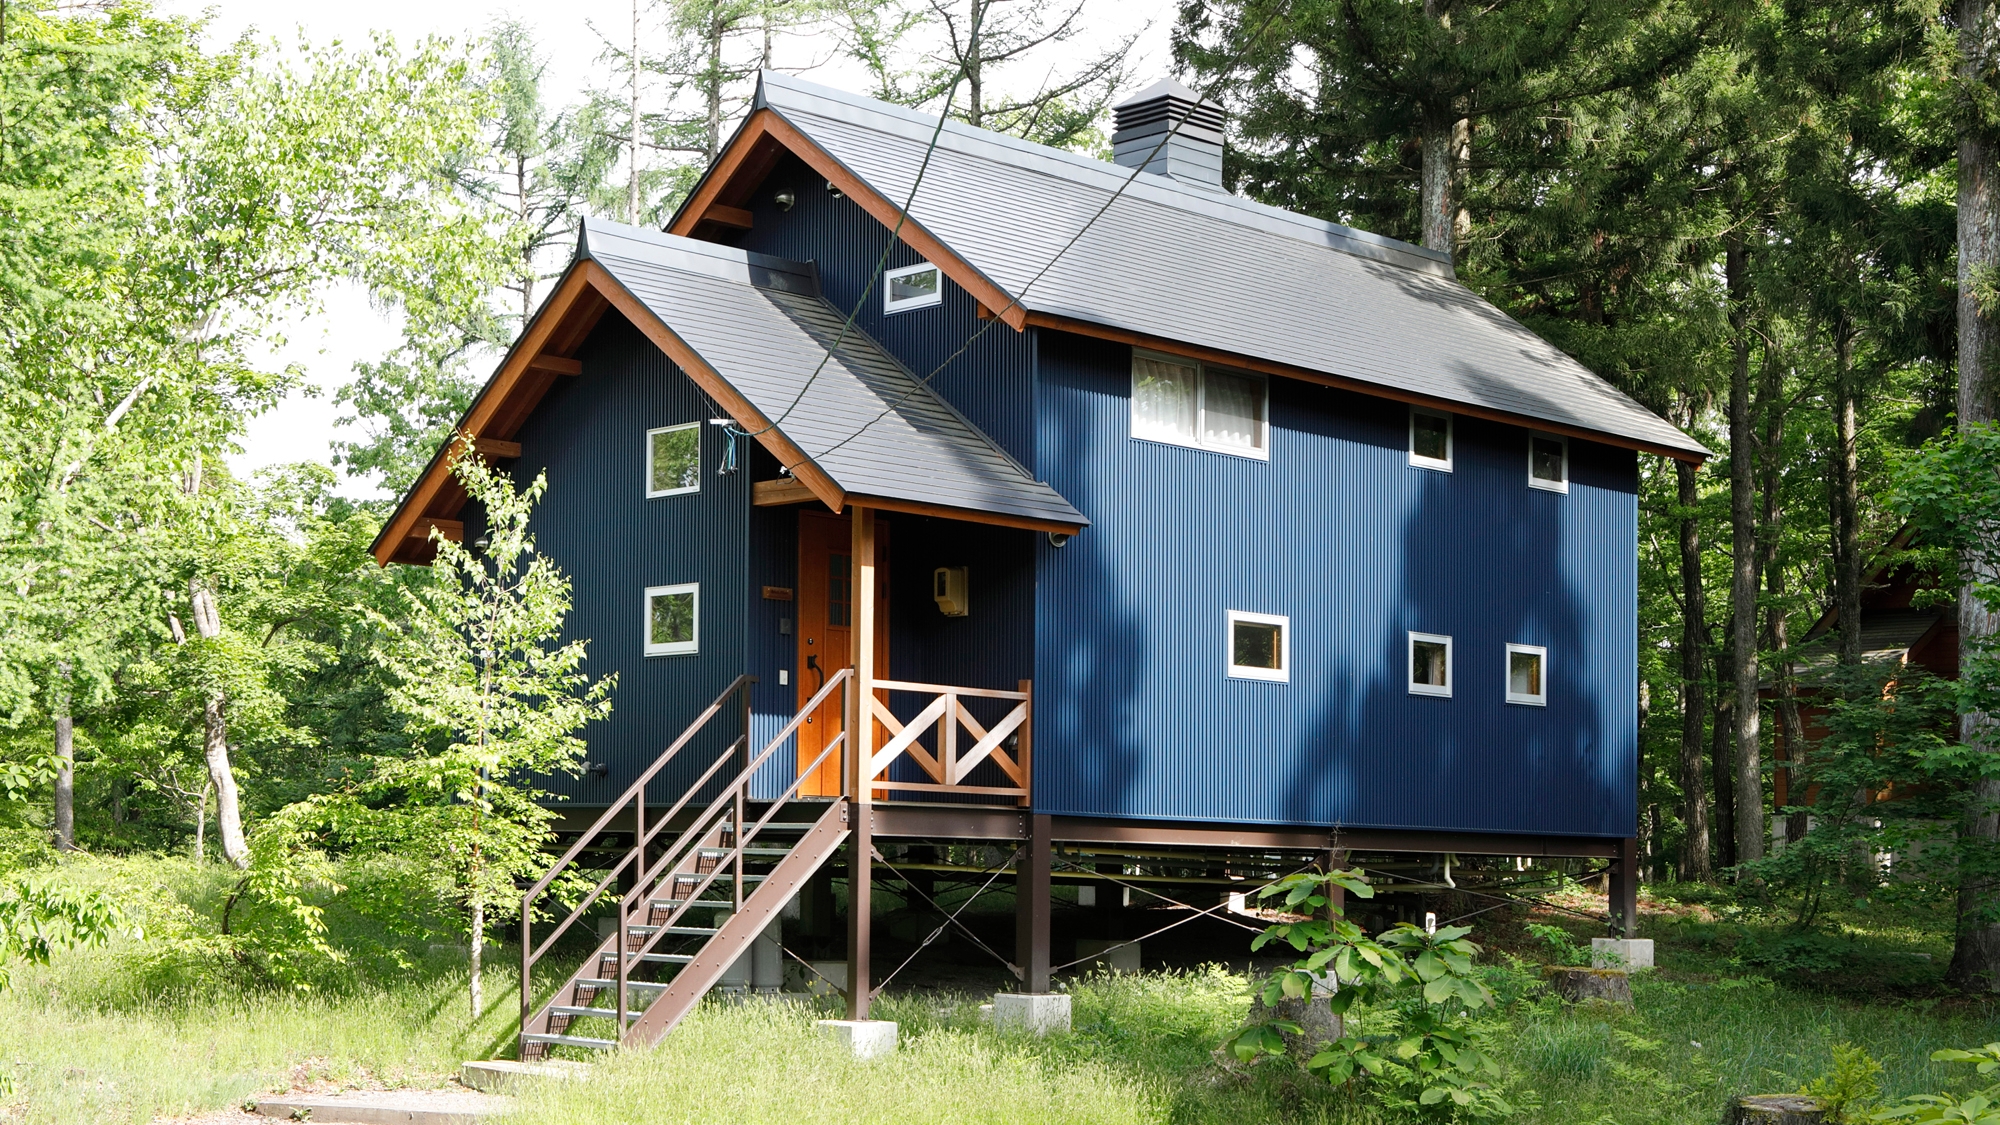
[623,798,852,1046]
[523,817,733,1044]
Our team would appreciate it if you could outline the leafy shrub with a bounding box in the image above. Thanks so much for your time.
[1736,929,1858,982]
[1800,1042,1884,1123]
[1525,923,1591,967]
[1866,1043,2000,1123]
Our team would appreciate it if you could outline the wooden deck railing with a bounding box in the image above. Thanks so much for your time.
[864,679,1030,805]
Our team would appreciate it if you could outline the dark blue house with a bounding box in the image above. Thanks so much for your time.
[374,74,1706,1052]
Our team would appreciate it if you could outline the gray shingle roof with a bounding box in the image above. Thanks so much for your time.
[579,219,1087,528]
[744,72,1707,460]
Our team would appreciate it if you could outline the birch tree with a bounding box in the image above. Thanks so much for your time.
[351,442,612,1016]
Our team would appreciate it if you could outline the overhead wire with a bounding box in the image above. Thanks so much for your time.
[790,3,1293,471]
[718,3,990,460]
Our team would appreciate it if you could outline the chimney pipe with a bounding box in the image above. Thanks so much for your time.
[1110,78,1226,189]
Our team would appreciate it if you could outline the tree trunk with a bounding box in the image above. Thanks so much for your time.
[1712,668,1737,871]
[190,580,249,869]
[470,894,484,1018]
[704,8,724,163]
[1677,456,1712,879]
[964,0,985,127]
[53,712,76,851]
[1949,0,2000,993]
[628,0,641,224]
[1831,316,1862,666]
[194,780,208,864]
[1726,238,1764,865]
[1417,0,1462,262]
[1759,337,1805,848]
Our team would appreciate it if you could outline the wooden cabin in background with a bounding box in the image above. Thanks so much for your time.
[372,73,1708,1055]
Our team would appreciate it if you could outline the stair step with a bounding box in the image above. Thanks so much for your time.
[697,847,792,858]
[521,1033,618,1050]
[574,978,668,991]
[666,873,769,884]
[549,1005,642,1021]
[625,925,720,936]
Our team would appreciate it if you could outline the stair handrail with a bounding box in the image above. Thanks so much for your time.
[523,732,748,968]
[519,668,852,1048]
[524,674,754,908]
[604,673,854,1037]
[622,668,851,924]
[519,674,752,1033]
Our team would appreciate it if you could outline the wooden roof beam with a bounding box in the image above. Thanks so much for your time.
[669,109,1028,332]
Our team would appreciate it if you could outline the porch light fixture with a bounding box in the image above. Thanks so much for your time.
[1047,532,1071,548]
[773,189,796,211]
[826,179,844,198]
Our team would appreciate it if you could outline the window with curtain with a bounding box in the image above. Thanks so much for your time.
[1129,351,1267,459]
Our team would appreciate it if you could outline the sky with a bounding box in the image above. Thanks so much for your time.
[165,0,1175,499]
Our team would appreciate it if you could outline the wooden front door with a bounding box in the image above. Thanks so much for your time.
[795,511,889,796]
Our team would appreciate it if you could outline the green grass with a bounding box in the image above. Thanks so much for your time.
[13,858,2000,1125]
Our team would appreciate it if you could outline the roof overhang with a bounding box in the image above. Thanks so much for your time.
[668,98,1707,466]
[372,250,1086,567]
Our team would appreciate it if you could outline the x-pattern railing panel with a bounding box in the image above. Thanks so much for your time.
[865,680,1029,802]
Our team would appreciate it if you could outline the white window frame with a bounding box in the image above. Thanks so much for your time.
[646,422,702,499]
[1506,643,1548,706]
[1409,408,1454,472]
[1129,349,1271,461]
[1408,631,1453,697]
[1527,433,1569,494]
[884,261,943,313]
[1226,609,1290,683]
[643,583,699,657]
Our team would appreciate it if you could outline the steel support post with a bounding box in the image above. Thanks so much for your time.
[1015,812,1053,992]
[1609,836,1639,937]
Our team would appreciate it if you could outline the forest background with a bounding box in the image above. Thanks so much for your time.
[8,0,2000,1010]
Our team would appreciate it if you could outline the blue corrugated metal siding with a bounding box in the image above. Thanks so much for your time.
[726,153,1035,470]
[1032,331,1637,837]
[511,316,754,806]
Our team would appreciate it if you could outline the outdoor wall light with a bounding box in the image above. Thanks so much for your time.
[825,179,844,199]
[1047,532,1072,549]
[773,190,796,211]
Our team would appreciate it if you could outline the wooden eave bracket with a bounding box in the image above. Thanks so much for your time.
[669,108,1030,332]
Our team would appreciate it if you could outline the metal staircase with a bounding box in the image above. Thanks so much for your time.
[518,669,854,1056]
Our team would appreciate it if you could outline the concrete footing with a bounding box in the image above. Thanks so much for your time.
[816,1018,899,1059]
[992,992,1071,1035]
[250,1089,511,1124]
[461,1058,590,1093]
[1591,937,1655,971]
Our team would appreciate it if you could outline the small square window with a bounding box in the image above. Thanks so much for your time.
[1529,434,1568,493]
[885,262,942,312]
[647,423,700,498]
[1409,631,1452,697]
[1228,610,1290,682]
[1410,409,1453,471]
[1506,644,1547,705]
[644,583,698,656]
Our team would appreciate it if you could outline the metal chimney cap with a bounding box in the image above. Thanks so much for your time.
[1113,77,1219,111]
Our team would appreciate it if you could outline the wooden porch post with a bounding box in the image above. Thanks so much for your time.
[846,506,877,1019]
[1016,813,1052,992]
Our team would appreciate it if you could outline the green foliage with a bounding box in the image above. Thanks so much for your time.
[1224,870,1513,1119]
[307,445,611,1008]
[0,873,125,990]
[1868,1045,2000,1125]
[1525,924,1592,968]
[1801,1043,1885,1123]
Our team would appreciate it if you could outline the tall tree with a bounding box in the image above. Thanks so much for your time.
[1949,0,2000,991]
[1175,0,1707,264]
[840,0,1138,150]
[342,443,612,1016]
